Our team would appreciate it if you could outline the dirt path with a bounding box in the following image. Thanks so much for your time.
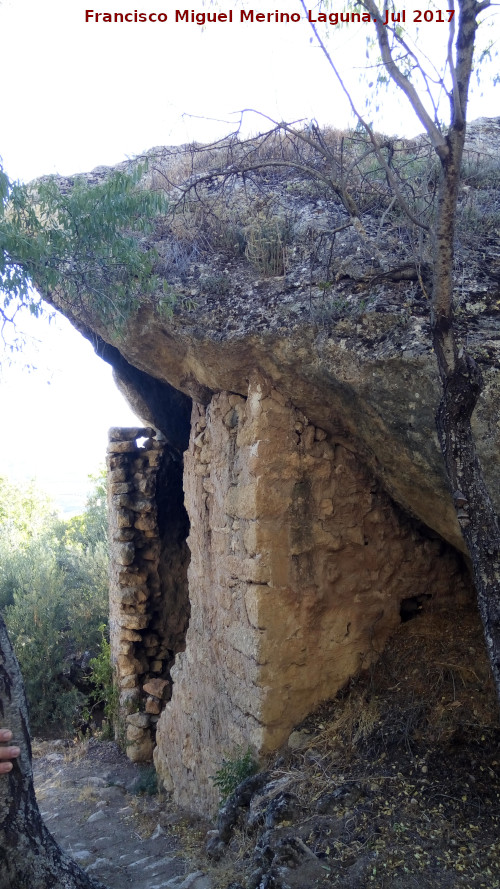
[32,739,211,889]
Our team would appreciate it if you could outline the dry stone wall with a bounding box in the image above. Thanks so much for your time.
[153,374,472,814]
[107,427,189,762]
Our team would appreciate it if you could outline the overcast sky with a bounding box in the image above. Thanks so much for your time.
[0,0,498,513]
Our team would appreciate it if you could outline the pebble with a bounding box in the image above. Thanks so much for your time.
[87,810,106,823]
[86,776,108,787]
[86,858,112,871]
[179,874,211,889]
[287,730,311,751]
[72,850,92,862]
[163,875,211,889]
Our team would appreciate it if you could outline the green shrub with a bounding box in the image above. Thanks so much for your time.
[211,747,258,801]
[5,553,86,735]
[0,474,109,737]
[86,627,119,738]
[130,765,159,796]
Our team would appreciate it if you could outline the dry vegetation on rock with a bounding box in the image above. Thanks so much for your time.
[197,603,500,889]
[142,121,500,314]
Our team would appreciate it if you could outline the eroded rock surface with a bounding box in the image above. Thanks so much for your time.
[154,376,471,812]
[39,119,500,814]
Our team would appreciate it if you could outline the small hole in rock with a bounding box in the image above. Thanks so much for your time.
[400,594,432,623]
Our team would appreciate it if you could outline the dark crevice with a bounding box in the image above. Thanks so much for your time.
[154,448,191,698]
[400,594,433,623]
[90,332,192,453]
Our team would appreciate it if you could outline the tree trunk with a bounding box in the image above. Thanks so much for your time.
[432,337,500,701]
[0,614,107,889]
[430,0,500,702]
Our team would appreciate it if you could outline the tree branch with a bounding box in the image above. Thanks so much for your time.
[359,0,450,158]
[299,0,430,231]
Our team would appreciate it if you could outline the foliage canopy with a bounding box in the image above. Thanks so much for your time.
[0,163,168,347]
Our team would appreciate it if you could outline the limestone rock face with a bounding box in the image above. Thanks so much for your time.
[39,121,499,815]
[154,377,471,813]
[43,120,500,553]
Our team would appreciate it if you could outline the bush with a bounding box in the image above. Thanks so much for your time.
[211,747,258,801]
[0,474,109,736]
[130,765,159,796]
[85,627,119,738]
[244,212,291,276]
[5,552,86,734]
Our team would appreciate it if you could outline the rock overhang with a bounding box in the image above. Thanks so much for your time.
[36,121,500,814]
[34,121,500,548]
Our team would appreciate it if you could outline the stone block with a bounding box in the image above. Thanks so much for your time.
[134,514,157,532]
[109,426,154,441]
[225,623,258,659]
[118,640,135,656]
[139,542,161,560]
[119,688,140,709]
[113,493,135,510]
[226,555,270,584]
[107,454,128,469]
[118,569,148,586]
[127,711,151,728]
[110,482,133,495]
[118,588,135,608]
[119,675,139,690]
[143,678,170,699]
[118,586,145,606]
[133,475,155,495]
[117,655,143,675]
[113,527,136,541]
[131,497,154,513]
[108,440,138,453]
[120,629,142,641]
[141,438,157,450]
[301,425,316,450]
[199,445,211,463]
[116,510,134,528]
[144,452,162,467]
[115,542,135,566]
[125,601,148,614]
[120,614,150,630]
[194,463,209,476]
[145,697,162,715]
[224,483,257,520]
[108,467,127,482]
[127,735,155,763]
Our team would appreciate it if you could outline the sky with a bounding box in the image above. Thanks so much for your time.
[0,0,498,514]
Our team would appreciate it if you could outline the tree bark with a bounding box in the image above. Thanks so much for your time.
[430,0,500,701]
[432,351,500,699]
[0,614,107,889]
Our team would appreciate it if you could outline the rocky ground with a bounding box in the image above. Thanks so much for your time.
[35,600,500,889]
[32,738,211,889]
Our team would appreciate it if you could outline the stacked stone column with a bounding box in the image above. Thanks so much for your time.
[107,427,171,762]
